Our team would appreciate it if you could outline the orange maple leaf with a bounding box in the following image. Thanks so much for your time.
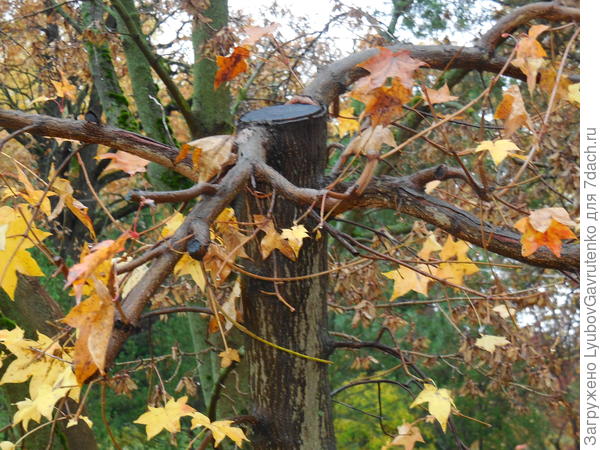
[355,47,425,91]
[354,78,412,126]
[214,46,250,89]
[512,25,549,93]
[66,233,130,298]
[63,282,115,383]
[494,85,531,137]
[514,207,577,257]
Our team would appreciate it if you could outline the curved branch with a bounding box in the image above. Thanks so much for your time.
[304,45,524,105]
[479,2,580,52]
[303,1,579,105]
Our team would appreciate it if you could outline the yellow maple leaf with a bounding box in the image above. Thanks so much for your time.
[0,206,51,299]
[382,265,430,300]
[15,166,55,217]
[191,412,249,447]
[174,253,206,291]
[67,415,93,429]
[281,225,309,259]
[475,334,510,353]
[219,348,240,368]
[0,327,78,402]
[134,396,196,440]
[51,70,77,100]
[475,139,523,166]
[418,233,442,260]
[255,215,296,261]
[0,441,15,450]
[161,211,185,238]
[435,236,479,286]
[410,383,455,432]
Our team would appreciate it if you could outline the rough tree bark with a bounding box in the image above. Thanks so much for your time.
[238,104,336,449]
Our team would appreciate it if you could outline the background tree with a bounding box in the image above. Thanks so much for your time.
[0,0,580,448]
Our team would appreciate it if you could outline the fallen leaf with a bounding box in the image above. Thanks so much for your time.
[410,384,455,432]
[475,334,510,353]
[134,396,196,440]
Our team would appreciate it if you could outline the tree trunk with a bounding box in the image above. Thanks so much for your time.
[239,104,335,449]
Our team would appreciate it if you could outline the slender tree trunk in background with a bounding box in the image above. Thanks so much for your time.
[191,0,232,138]
[239,104,336,449]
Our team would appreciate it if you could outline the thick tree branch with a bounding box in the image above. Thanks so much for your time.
[332,175,579,272]
[253,165,578,272]
[104,127,267,367]
[0,108,196,179]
